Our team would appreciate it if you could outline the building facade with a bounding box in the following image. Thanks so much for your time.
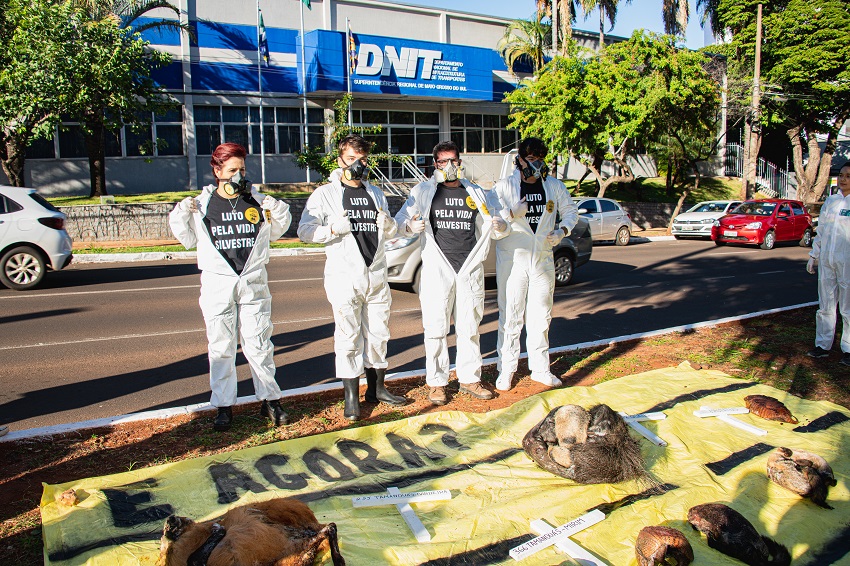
[12,0,611,195]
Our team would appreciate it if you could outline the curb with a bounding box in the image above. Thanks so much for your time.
[72,247,326,264]
[0,301,817,442]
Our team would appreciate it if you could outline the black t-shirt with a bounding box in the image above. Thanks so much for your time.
[204,191,265,274]
[343,185,379,266]
[520,179,547,234]
[430,183,479,273]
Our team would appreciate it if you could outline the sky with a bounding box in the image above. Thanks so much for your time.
[405,0,711,50]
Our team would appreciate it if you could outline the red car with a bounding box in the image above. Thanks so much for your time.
[711,199,813,250]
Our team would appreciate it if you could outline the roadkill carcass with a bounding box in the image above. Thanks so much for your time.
[522,404,651,484]
[157,497,345,566]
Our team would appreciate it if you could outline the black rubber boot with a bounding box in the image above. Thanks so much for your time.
[260,399,288,426]
[213,407,233,431]
[364,368,408,406]
[342,378,360,421]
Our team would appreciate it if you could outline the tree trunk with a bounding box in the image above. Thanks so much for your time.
[83,124,108,197]
[667,188,690,235]
[665,159,673,195]
[0,132,27,187]
[789,111,850,204]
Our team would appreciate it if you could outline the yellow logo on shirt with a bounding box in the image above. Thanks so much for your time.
[245,207,261,224]
[546,200,554,213]
[265,209,272,222]
[466,196,477,210]
[480,203,490,216]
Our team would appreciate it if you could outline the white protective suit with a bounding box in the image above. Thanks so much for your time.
[169,185,291,408]
[493,170,579,377]
[810,191,850,352]
[297,170,397,379]
[395,179,509,386]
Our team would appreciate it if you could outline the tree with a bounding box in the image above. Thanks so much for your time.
[662,0,689,36]
[60,13,174,196]
[504,32,720,198]
[70,0,189,197]
[0,0,79,186]
[498,17,553,75]
[714,0,850,204]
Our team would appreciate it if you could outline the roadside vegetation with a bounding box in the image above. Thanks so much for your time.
[0,307,844,565]
[47,190,314,207]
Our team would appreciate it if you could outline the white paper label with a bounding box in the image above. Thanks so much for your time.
[352,489,451,508]
[510,509,605,561]
[693,406,749,417]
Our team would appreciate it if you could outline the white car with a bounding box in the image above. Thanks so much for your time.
[671,200,742,239]
[0,185,73,290]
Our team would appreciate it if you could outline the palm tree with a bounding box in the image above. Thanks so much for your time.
[577,0,630,48]
[498,17,553,75]
[696,0,721,39]
[661,0,689,37]
[72,0,188,34]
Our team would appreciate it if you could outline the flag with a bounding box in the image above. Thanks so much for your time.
[348,27,358,74]
[300,0,311,9]
[258,10,270,67]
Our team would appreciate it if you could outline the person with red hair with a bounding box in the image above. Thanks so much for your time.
[169,142,292,431]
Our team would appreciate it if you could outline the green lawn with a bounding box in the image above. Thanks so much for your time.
[73,241,324,254]
[567,176,743,203]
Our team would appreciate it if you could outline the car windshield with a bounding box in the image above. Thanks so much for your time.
[690,202,726,213]
[733,202,775,216]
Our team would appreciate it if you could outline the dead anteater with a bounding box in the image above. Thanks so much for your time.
[157,497,345,566]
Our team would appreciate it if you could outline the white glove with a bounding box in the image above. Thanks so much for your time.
[408,213,426,234]
[807,257,817,274]
[492,216,508,233]
[376,210,395,234]
[178,197,199,213]
[511,198,528,220]
[546,228,566,246]
[262,195,286,213]
[330,213,351,236]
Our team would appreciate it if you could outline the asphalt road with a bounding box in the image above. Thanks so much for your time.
[0,238,816,431]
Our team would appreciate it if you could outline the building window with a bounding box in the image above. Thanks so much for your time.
[449,112,517,154]
[194,105,324,155]
[355,109,439,179]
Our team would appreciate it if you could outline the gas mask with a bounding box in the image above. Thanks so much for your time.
[516,156,548,182]
[434,161,465,184]
[342,159,369,182]
[222,171,251,196]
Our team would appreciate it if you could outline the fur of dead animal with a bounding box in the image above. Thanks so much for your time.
[157,497,345,566]
[687,503,790,566]
[635,525,693,566]
[744,395,798,424]
[522,404,651,485]
[767,447,836,509]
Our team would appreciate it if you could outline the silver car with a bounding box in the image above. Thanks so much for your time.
[385,217,593,292]
[575,197,632,245]
[671,200,742,239]
[0,185,73,290]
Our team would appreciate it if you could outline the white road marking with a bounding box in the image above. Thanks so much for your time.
[0,278,324,300]
[0,306,424,351]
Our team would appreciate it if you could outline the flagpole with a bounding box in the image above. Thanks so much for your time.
[257,1,266,184]
[346,18,353,128]
[299,0,311,183]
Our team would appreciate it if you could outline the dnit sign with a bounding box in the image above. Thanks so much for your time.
[355,44,442,79]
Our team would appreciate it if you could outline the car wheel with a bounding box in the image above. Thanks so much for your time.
[760,230,776,250]
[673,235,682,240]
[714,240,726,247]
[0,246,46,290]
[615,226,630,246]
[553,251,575,286]
[799,228,813,247]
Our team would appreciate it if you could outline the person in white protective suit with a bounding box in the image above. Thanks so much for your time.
[297,134,408,420]
[169,142,292,432]
[493,137,579,391]
[395,141,510,405]
[807,161,850,366]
